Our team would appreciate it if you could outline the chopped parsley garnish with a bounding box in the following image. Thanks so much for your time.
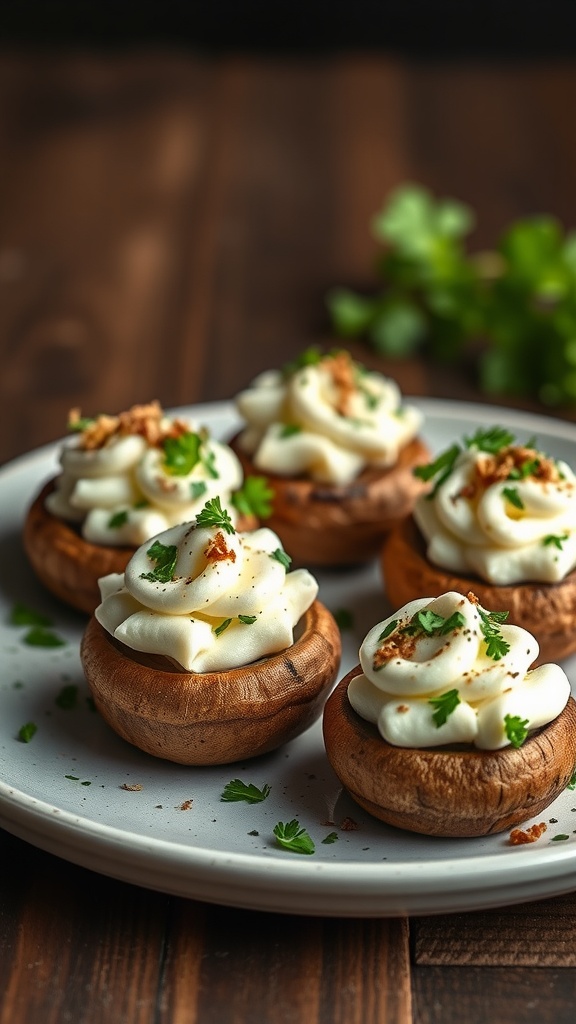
[279,423,302,438]
[231,476,274,519]
[201,447,219,479]
[271,548,292,571]
[334,608,354,631]
[55,684,78,709]
[429,689,461,727]
[140,539,178,583]
[162,431,202,476]
[502,486,524,510]
[67,415,95,433]
[190,481,207,501]
[504,713,529,748]
[273,819,315,855]
[282,345,324,377]
[238,614,257,625]
[321,832,339,844]
[543,533,569,550]
[9,602,51,627]
[213,618,232,637]
[220,779,271,803]
[23,626,66,648]
[377,619,399,642]
[18,722,37,743]
[477,606,510,661]
[403,609,466,637]
[108,509,129,529]
[196,496,235,535]
[551,834,570,842]
[508,457,541,480]
[566,768,576,790]
[414,427,535,497]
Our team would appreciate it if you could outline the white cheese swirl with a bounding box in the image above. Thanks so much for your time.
[414,441,576,584]
[46,416,243,548]
[348,591,570,750]
[95,519,318,672]
[235,351,422,485]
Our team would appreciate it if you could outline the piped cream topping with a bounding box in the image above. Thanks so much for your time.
[235,350,422,485]
[95,510,318,673]
[46,402,243,547]
[347,591,570,750]
[414,431,576,584]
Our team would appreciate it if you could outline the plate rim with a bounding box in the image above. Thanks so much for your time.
[3,395,576,916]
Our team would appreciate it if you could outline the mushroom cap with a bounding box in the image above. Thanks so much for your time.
[229,433,430,567]
[323,666,576,837]
[81,600,341,765]
[381,516,576,664]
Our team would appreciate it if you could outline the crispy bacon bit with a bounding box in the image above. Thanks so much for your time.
[204,531,236,563]
[340,817,360,831]
[396,704,410,713]
[120,782,143,791]
[373,631,417,670]
[509,822,547,845]
[71,400,192,451]
[478,446,560,488]
[325,351,357,417]
[177,799,193,811]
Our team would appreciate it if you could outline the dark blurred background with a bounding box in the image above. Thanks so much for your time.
[3,1,576,57]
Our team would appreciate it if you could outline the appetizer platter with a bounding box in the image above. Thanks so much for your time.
[2,397,576,917]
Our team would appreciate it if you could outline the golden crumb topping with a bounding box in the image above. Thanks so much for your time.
[69,401,190,450]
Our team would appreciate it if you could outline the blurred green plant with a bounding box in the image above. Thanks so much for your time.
[326,184,576,405]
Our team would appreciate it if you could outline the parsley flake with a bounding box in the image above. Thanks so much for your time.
[9,603,52,627]
[162,431,202,476]
[279,423,302,438]
[551,834,570,842]
[321,831,339,844]
[502,486,524,510]
[220,779,271,803]
[273,819,315,855]
[23,626,65,648]
[238,614,257,625]
[108,509,129,529]
[190,481,207,501]
[18,721,37,743]
[429,689,461,727]
[271,548,292,571]
[231,476,274,519]
[377,619,399,642]
[196,497,235,535]
[566,769,576,790]
[140,539,178,583]
[504,713,529,748]
[213,618,232,637]
[55,684,78,709]
[477,605,510,661]
[334,608,354,630]
[543,533,569,550]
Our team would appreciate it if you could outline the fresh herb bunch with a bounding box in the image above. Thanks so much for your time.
[326,183,576,405]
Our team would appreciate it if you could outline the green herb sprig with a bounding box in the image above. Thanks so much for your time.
[231,476,274,519]
[221,780,271,804]
[504,713,529,748]
[273,819,315,855]
[196,497,235,535]
[477,606,510,661]
[326,183,576,407]
[429,689,461,727]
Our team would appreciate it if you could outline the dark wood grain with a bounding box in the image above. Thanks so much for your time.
[2,50,576,1024]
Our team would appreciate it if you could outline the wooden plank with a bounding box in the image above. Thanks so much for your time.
[413,893,576,966]
[411,965,576,1024]
[0,830,170,1024]
[160,904,412,1024]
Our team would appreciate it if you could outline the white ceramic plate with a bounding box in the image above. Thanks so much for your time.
[2,398,576,918]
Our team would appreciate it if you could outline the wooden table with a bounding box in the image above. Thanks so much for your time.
[2,51,576,1024]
